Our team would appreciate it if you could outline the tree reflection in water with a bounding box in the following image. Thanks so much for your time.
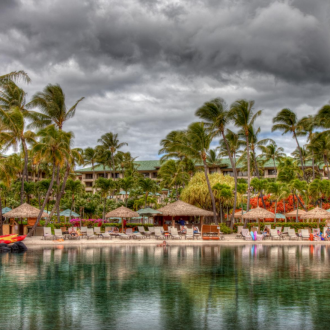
[0,244,330,330]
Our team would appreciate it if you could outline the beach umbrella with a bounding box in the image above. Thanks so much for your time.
[275,213,286,219]
[2,207,12,214]
[285,209,307,218]
[60,209,80,218]
[105,206,139,232]
[300,207,330,228]
[242,207,275,233]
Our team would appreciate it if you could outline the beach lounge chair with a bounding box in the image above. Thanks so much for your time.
[43,227,54,240]
[126,228,145,239]
[193,228,201,240]
[255,232,264,241]
[86,228,96,239]
[54,229,65,240]
[138,226,152,238]
[282,227,290,235]
[94,227,101,235]
[276,226,282,233]
[185,228,194,240]
[270,229,281,240]
[312,229,321,241]
[300,229,310,240]
[236,226,244,239]
[154,227,165,240]
[107,227,120,237]
[241,229,252,241]
[170,227,182,240]
[80,226,88,237]
[288,229,298,240]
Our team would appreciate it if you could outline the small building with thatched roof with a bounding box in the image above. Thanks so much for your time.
[242,207,275,232]
[301,207,330,227]
[157,200,214,228]
[285,209,307,218]
[105,206,139,232]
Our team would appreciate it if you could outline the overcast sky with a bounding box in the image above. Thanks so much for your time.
[1,0,330,159]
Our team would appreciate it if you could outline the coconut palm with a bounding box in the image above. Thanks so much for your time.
[195,98,238,226]
[65,179,84,219]
[236,183,247,214]
[97,132,128,179]
[218,129,242,166]
[94,178,117,220]
[115,151,138,176]
[0,107,36,204]
[315,103,330,133]
[272,108,306,180]
[266,182,289,221]
[229,99,262,212]
[138,177,159,209]
[84,147,98,181]
[27,84,84,130]
[28,125,71,236]
[0,71,30,84]
[258,142,285,173]
[309,133,330,179]
[212,183,232,223]
[118,176,135,207]
[159,130,188,162]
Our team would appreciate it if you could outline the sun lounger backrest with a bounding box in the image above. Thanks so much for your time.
[237,226,243,234]
[87,228,94,235]
[301,229,309,237]
[171,227,179,235]
[282,227,290,233]
[44,227,52,236]
[276,227,282,232]
[54,229,62,235]
[265,225,271,230]
[126,228,133,234]
[270,229,279,237]
[94,227,100,233]
[288,229,296,236]
[81,226,87,233]
[138,226,144,233]
[186,228,194,235]
[241,229,249,237]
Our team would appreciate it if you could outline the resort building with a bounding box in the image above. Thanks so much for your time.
[76,159,329,193]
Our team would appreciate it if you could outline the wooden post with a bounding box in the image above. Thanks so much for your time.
[122,218,124,233]
[257,218,260,234]
[200,216,204,232]
[172,216,175,228]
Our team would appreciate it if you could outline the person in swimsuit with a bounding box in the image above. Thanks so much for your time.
[325,227,330,241]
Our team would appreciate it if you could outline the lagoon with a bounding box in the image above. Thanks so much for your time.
[1,245,330,330]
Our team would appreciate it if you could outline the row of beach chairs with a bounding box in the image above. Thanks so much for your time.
[236,225,325,241]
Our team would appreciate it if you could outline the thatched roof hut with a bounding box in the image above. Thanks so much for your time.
[157,200,214,217]
[242,207,275,219]
[3,203,49,218]
[285,209,307,217]
[300,207,330,220]
[105,206,139,218]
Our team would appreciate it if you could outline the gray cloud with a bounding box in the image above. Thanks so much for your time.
[1,0,330,159]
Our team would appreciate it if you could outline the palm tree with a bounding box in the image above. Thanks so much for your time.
[159,130,188,162]
[258,142,285,173]
[119,177,135,206]
[272,108,306,180]
[309,133,330,179]
[229,99,262,212]
[236,183,247,215]
[28,125,71,236]
[0,107,36,204]
[158,160,190,199]
[212,183,232,223]
[0,71,30,84]
[65,179,84,220]
[266,182,289,221]
[27,84,84,130]
[195,98,238,226]
[84,147,98,181]
[94,178,117,220]
[288,179,308,221]
[97,132,128,179]
[115,151,137,176]
[218,129,241,167]
[138,177,159,209]
[250,178,267,208]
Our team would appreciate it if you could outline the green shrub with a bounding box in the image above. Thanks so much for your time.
[219,224,232,234]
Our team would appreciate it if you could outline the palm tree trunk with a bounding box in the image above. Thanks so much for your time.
[112,155,115,180]
[55,166,61,223]
[27,162,56,237]
[296,193,307,211]
[296,195,299,223]
[47,163,70,224]
[103,197,106,221]
[20,140,29,205]
[245,134,251,212]
[293,132,306,180]
[312,152,315,180]
[221,131,237,229]
[202,159,217,224]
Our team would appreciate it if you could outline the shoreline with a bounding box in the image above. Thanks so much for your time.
[22,235,330,246]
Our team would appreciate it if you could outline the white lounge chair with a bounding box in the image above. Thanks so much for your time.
[101,232,111,239]
[43,227,54,240]
[301,229,310,240]
[241,229,252,241]
[68,227,80,240]
[288,229,298,240]
[154,227,165,240]
[185,228,194,240]
[270,229,281,240]
[275,226,282,233]
[126,228,145,239]
[138,226,152,238]
[236,226,244,239]
[86,228,96,239]
[80,226,88,237]
[54,229,65,240]
[94,227,101,234]
[282,227,290,235]
[170,227,182,240]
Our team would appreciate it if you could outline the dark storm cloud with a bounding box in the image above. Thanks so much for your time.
[1,0,330,158]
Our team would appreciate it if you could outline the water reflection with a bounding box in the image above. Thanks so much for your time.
[0,245,330,330]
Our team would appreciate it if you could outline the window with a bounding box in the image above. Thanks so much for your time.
[268,169,277,176]
[143,173,150,178]
[85,182,93,187]
[98,173,107,178]
[152,172,158,178]
[85,174,93,179]
[223,171,234,177]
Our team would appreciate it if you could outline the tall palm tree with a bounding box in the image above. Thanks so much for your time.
[94,178,117,220]
[266,182,289,222]
[65,179,84,219]
[250,178,267,208]
[195,98,238,226]
[84,147,98,181]
[288,179,308,221]
[218,129,241,167]
[0,71,30,84]
[115,151,137,176]
[97,132,128,179]
[159,130,188,162]
[138,177,159,208]
[291,146,308,167]
[27,84,84,130]
[229,99,262,212]
[28,125,71,236]
[0,107,36,204]
[258,142,285,173]
[272,108,306,180]
[119,176,135,206]
[309,133,330,179]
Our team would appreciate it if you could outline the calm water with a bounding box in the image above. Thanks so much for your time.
[1,244,330,330]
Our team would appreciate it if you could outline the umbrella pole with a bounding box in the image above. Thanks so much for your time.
[122,218,124,233]
[318,218,320,229]
[172,216,174,229]
[257,218,260,234]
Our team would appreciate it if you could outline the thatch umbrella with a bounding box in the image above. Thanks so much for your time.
[300,207,330,228]
[285,209,307,217]
[105,206,139,232]
[242,207,275,233]
[157,200,214,227]
[4,203,49,220]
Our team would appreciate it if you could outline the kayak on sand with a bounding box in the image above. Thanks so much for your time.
[0,234,26,244]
